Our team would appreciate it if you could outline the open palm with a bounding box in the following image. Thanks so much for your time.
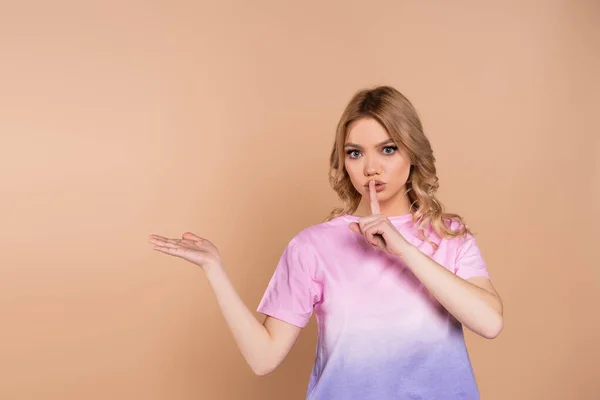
[148,232,222,271]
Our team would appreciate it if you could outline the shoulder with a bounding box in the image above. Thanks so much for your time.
[287,215,347,248]
[442,217,483,256]
[443,216,468,233]
[428,217,476,249]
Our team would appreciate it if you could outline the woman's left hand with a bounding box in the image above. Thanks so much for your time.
[348,179,413,258]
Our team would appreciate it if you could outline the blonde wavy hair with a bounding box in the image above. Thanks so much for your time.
[325,85,471,243]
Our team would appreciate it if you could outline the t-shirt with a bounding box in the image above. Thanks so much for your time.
[257,213,491,400]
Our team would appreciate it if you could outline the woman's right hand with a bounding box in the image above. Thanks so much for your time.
[148,232,222,272]
[148,230,302,376]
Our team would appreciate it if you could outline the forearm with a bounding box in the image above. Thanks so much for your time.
[204,264,275,374]
[399,245,503,339]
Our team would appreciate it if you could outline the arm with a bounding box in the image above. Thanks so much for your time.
[398,244,503,339]
[353,180,503,339]
[205,264,302,375]
[148,232,302,376]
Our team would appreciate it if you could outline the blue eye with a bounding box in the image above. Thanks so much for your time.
[346,150,361,158]
[383,146,398,155]
[345,146,398,159]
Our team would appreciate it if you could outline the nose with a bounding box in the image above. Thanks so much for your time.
[364,156,381,177]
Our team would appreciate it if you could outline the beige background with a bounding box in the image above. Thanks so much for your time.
[1,1,598,399]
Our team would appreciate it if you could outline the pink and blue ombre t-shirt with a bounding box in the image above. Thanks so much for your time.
[257,213,491,400]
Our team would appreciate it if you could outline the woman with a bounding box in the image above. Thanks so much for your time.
[148,85,503,399]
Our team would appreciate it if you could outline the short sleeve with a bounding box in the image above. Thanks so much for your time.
[454,235,491,280]
[256,237,322,328]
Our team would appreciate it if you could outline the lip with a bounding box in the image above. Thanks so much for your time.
[364,180,385,188]
[373,183,386,192]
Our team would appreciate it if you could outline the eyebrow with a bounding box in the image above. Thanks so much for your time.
[344,139,396,149]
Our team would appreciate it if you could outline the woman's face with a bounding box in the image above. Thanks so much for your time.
[344,117,412,214]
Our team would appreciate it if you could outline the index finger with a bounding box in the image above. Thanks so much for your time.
[369,179,381,215]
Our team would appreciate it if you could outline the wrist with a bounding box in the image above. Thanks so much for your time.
[204,262,225,278]
[393,242,418,260]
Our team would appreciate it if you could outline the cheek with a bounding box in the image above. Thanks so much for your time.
[344,160,357,179]
[344,161,363,189]
[389,159,412,183]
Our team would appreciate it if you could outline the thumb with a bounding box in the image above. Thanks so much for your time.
[348,222,361,235]
[182,232,202,241]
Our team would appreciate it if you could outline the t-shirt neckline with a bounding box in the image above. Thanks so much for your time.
[341,212,414,224]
